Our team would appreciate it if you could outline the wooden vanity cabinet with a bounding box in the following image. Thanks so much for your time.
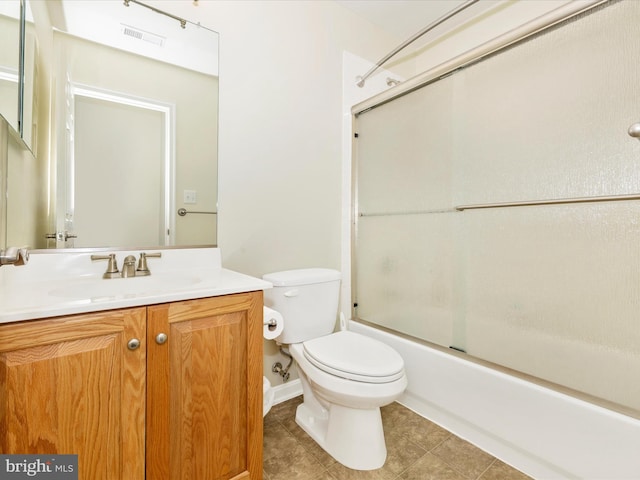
[0,291,264,480]
[146,292,264,480]
[0,307,147,478]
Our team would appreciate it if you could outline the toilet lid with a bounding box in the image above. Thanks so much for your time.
[302,331,405,383]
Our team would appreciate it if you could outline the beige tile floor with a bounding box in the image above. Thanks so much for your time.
[264,396,532,480]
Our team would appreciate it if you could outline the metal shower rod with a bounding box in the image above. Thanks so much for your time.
[356,0,479,88]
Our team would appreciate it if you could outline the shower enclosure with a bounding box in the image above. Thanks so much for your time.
[352,0,640,415]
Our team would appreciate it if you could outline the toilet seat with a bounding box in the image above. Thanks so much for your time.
[302,331,405,383]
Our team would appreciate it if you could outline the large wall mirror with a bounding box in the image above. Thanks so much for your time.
[0,1,22,134]
[0,0,37,151]
[5,0,218,250]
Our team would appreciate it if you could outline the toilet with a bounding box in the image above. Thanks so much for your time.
[263,268,407,471]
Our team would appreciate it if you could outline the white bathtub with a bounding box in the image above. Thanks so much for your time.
[349,321,640,480]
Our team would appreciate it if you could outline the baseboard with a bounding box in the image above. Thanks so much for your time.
[271,378,303,405]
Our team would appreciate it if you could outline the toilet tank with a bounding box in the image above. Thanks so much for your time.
[263,268,341,344]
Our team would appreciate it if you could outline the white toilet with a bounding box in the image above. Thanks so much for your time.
[263,268,407,471]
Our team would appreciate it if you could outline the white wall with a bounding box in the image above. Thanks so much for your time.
[145,0,404,272]
[6,128,41,247]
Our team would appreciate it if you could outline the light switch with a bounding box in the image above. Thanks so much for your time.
[184,190,197,204]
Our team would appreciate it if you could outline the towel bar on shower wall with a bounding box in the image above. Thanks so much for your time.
[177,208,218,216]
[359,193,640,217]
[455,193,640,211]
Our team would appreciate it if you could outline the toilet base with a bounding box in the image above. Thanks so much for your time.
[295,401,387,470]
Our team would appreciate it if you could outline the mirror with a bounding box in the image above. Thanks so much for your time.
[8,0,218,250]
[22,0,37,152]
[0,0,36,151]
[0,0,21,133]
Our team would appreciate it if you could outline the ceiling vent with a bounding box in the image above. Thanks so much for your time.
[121,24,165,47]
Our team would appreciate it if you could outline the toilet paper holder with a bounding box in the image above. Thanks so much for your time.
[263,306,284,340]
[264,318,278,331]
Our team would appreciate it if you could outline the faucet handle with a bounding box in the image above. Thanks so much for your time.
[0,247,29,267]
[136,252,162,276]
[91,253,120,279]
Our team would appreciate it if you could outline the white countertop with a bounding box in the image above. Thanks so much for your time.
[0,247,272,324]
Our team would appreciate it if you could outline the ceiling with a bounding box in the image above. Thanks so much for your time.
[54,0,491,75]
[335,0,469,40]
[53,0,218,75]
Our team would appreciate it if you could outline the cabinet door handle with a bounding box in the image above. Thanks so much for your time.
[127,338,141,350]
[155,333,168,345]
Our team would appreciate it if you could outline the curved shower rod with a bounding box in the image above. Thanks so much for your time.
[356,0,479,88]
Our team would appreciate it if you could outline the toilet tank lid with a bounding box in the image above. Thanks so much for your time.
[263,268,341,287]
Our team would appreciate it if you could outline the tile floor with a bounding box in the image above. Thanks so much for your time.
[263,396,532,480]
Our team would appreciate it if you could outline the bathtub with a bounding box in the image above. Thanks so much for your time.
[347,321,640,479]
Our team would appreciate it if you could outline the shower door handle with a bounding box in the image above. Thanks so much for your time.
[628,122,640,139]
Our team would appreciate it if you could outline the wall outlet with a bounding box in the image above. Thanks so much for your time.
[183,190,197,204]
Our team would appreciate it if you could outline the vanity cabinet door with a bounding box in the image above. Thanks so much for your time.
[146,291,263,480]
[0,307,147,480]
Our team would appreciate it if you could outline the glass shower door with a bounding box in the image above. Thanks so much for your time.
[354,0,640,413]
[355,77,456,349]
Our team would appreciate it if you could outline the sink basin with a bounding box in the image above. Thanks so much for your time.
[48,274,203,300]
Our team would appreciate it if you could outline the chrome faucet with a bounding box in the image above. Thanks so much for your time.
[0,247,29,267]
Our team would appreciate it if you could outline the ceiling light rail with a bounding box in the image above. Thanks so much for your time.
[356,0,479,88]
[123,0,187,29]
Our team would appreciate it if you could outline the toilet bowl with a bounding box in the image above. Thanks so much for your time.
[290,331,407,470]
[263,268,408,470]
